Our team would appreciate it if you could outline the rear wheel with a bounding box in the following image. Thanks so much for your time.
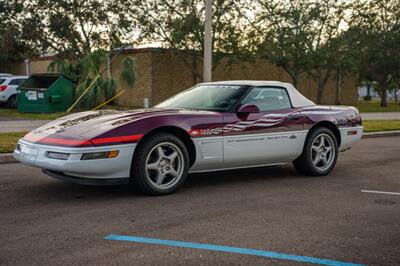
[131,133,189,195]
[7,95,17,108]
[293,127,338,176]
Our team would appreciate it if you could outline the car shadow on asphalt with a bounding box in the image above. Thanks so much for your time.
[21,165,301,201]
[185,165,298,189]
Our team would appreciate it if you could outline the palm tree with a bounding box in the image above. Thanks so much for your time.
[48,49,136,109]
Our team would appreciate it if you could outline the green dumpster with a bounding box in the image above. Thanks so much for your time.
[17,73,74,113]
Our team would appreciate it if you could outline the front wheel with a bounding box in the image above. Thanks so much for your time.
[7,95,17,108]
[131,133,189,195]
[293,127,338,176]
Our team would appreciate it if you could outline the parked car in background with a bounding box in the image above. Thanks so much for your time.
[0,75,28,108]
[14,80,363,195]
[0,73,13,77]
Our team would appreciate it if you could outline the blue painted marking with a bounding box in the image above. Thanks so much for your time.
[104,234,365,266]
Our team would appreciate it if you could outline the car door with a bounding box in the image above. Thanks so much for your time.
[7,78,23,96]
[222,86,307,168]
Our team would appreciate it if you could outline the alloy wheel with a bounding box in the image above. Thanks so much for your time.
[310,133,336,171]
[145,141,184,190]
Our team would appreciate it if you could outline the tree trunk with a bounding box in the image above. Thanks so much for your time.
[335,70,341,105]
[283,68,300,88]
[292,77,298,89]
[313,69,332,105]
[317,82,324,104]
[366,82,371,97]
[380,86,388,107]
[192,54,197,84]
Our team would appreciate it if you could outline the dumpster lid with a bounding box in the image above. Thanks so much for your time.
[31,73,74,82]
[19,73,74,91]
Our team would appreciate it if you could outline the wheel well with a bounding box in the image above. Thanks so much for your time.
[7,94,16,101]
[136,126,196,167]
[308,121,341,147]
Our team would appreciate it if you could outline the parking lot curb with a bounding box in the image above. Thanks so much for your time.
[0,130,399,165]
[362,130,400,138]
[0,153,17,164]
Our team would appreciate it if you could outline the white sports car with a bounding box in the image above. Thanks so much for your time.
[14,81,363,195]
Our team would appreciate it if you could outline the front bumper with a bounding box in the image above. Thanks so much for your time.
[14,139,136,180]
[43,170,129,186]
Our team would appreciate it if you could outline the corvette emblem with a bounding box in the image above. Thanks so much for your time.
[189,129,215,137]
[190,130,200,136]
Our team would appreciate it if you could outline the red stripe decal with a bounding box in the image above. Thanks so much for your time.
[24,133,92,146]
[39,137,92,146]
[91,134,144,144]
[23,133,144,147]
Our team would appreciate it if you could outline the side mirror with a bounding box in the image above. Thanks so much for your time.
[237,104,260,114]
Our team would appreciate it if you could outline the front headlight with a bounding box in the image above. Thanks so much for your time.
[47,151,70,160]
[81,150,119,160]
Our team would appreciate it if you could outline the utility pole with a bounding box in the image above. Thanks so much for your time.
[203,0,212,82]
[24,59,30,76]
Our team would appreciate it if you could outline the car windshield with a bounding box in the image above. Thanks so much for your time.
[156,85,247,111]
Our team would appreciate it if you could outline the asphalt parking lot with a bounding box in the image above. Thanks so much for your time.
[1,136,399,266]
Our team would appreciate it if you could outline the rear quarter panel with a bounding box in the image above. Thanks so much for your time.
[299,105,363,151]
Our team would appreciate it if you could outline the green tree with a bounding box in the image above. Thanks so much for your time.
[48,50,137,109]
[248,0,346,103]
[2,0,137,61]
[128,0,247,82]
[120,56,136,88]
[0,0,41,67]
[347,0,400,107]
[247,0,313,88]
[305,0,349,104]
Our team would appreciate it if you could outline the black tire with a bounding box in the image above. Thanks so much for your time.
[293,127,338,176]
[130,133,190,196]
[7,95,17,108]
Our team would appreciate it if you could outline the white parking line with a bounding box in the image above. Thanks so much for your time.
[361,190,400,196]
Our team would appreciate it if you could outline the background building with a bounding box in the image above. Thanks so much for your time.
[2,48,358,108]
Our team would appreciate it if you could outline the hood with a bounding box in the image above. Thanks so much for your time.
[25,108,220,146]
[32,108,175,135]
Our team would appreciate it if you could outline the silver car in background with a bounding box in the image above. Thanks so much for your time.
[0,75,28,108]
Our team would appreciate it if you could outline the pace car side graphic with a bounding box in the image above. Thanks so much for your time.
[188,112,297,137]
[189,108,356,137]
[211,114,289,134]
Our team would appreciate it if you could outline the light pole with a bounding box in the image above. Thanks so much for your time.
[203,0,212,82]
[24,59,30,76]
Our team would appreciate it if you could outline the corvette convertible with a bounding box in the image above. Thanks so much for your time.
[14,80,363,195]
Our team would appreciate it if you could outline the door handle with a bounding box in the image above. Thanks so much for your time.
[287,114,300,120]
